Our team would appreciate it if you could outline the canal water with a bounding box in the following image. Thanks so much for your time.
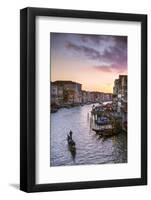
[50,104,127,166]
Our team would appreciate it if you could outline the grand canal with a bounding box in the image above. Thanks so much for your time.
[50,104,127,166]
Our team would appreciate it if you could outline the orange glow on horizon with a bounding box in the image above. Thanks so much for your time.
[52,76,114,93]
[51,59,127,94]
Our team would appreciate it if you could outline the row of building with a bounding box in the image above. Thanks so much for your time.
[113,75,127,123]
[51,81,112,107]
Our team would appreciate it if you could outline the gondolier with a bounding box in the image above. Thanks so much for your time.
[67,130,76,156]
[69,130,73,139]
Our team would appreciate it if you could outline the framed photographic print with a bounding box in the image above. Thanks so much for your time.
[20,7,147,192]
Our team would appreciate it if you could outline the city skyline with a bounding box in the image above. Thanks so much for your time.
[50,33,127,93]
[51,80,113,94]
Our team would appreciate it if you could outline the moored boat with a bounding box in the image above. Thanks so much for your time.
[95,116,110,125]
[92,124,113,136]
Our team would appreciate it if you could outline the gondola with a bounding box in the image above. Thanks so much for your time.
[67,135,76,154]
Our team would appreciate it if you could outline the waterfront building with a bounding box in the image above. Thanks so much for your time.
[52,81,82,105]
[113,79,119,96]
[119,75,127,101]
[113,79,119,112]
[51,80,113,108]
[103,93,113,101]
[51,83,59,105]
[81,91,112,104]
[113,75,127,113]
[113,75,127,131]
[82,90,88,103]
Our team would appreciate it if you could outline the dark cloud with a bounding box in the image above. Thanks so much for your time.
[103,45,127,65]
[114,36,127,47]
[92,35,127,65]
[65,42,100,60]
[65,35,127,66]
[80,34,127,47]
[80,35,111,45]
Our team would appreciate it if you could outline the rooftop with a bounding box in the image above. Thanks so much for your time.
[52,80,82,86]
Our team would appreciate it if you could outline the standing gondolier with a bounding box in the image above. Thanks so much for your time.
[69,130,73,139]
[67,130,73,141]
[67,130,76,158]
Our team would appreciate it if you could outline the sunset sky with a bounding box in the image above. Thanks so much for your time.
[50,33,127,93]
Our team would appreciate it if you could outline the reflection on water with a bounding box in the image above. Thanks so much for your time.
[50,104,127,166]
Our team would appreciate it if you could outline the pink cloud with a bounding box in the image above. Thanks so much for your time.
[93,64,127,73]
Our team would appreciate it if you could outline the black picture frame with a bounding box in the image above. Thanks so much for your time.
[20,7,147,192]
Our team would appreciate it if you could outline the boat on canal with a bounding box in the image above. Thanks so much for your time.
[67,135,76,155]
[92,124,113,136]
[91,104,114,137]
[95,116,110,125]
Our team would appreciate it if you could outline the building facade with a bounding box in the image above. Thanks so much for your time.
[51,81,82,105]
[113,75,127,130]
[51,80,113,108]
